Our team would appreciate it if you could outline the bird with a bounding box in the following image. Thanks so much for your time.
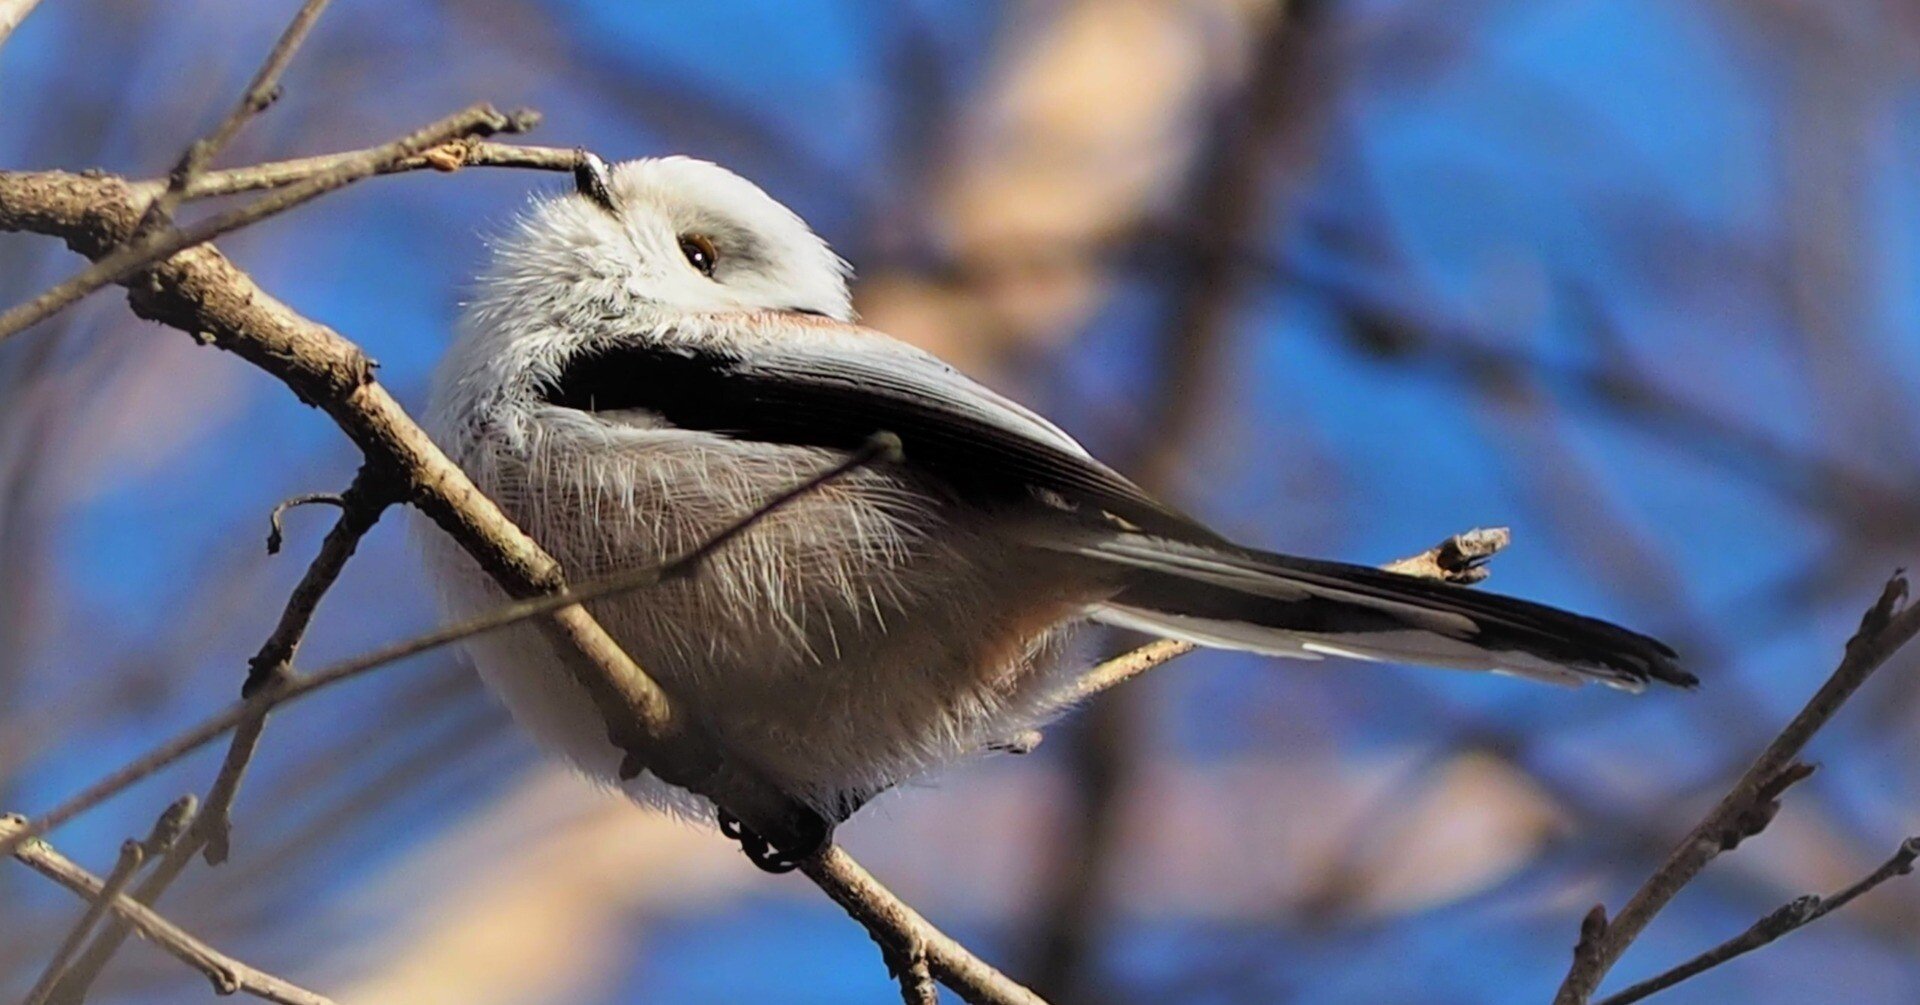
[423,153,1692,872]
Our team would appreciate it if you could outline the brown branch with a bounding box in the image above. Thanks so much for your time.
[897,954,939,1005]
[39,469,398,1005]
[1380,526,1511,584]
[264,491,347,555]
[1552,574,1920,1004]
[804,848,1048,1005]
[23,835,145,1005]
[2,816,336,1005]
[0,103,536,344]
[136,0,334,234]
[161,139,582,200]
[1597,833,1920,1005]
[0,155,771,837]
[29,796,196,1005]
[1596,836,1920,1005]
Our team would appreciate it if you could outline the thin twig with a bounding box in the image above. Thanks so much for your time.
[154,139,582,201]
[136,0,334,234]
[1596,836,1920,1005]
[1553,575,1920,1004]
[30,796,196,1005]
[2,817,336,1005]
[264,491,346,555]
[39,470,398,1005]
[0,439,894,862]
[1380,526,1511,584]
[22,838,144,1005]
[0,103,534,344]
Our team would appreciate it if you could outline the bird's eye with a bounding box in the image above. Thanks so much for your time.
[678,234,719,278]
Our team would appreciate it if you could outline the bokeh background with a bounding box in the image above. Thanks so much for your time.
[4,1,1920,1002]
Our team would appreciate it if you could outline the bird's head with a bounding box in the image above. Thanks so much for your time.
[436,155,855,439]
[479,153,853,326]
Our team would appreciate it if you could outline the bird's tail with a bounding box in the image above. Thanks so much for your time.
[1040,533,1693,691]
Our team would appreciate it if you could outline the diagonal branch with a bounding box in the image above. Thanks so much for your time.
[1596,836,1920,1005]
[2,816,336,1005]
[39,467,399,1005]
[1553,574,1920,1004]
[136,0,335,235]
[159,138,583,200]
[806,848,1048,1005]
[23,831,147,1005]
[0,103,536,344]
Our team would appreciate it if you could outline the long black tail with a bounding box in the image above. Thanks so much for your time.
[1043,533,1693,691]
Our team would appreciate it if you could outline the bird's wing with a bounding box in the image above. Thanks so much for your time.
[536,321,1213,539]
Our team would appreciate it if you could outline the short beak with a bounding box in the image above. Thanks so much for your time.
[573,150,617,212]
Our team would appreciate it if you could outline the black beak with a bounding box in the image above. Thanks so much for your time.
[573,150,617,212]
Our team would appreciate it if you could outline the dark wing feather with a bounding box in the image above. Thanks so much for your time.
[538,336,1214,539]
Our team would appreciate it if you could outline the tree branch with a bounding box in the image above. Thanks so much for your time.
[805,848,1048,1005]
[136,0,334,234]
[37,468,399,1005]
[2,816,337,1005]
[160,138,583,201]
[1596,836,1920,1005]
[1553,574,1920,1004]
[0,104,537,344]
[23,831,146,1005]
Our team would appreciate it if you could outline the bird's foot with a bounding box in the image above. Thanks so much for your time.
[717,806,832,874]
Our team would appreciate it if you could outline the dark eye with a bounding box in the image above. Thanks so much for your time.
[678,234,719,278]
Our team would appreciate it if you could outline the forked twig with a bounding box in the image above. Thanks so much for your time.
[1553,575,1920,1003]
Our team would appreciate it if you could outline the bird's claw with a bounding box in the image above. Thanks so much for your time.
[717,808,825,874]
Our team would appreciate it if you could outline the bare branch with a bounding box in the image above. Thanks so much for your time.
[31,796,197,1005]
[896,954,939,1005]
[1597,836,1920,1005]
[157,140,583,201]
[2,816,337,1005]
[1553,574,1920,1004]
[35,469,400,1005]
[1380,526,1512,585]
[264,491,347,555]
[137,0,335,234]
[804,848,1047,1005]
[0,103,536,344]
[23,835,146,1005]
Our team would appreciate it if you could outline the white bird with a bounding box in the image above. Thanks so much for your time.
[424,154,1691,871]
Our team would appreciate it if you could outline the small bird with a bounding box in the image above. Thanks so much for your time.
[425,154,1692,871]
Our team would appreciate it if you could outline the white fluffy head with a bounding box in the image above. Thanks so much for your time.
[433,156,855,442]
[483,155,853,323]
